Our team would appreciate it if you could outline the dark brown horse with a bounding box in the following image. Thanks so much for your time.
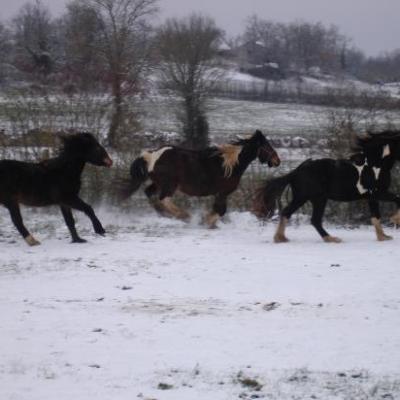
[254,130,400,243]
[0,132,113,246]
[122,130,280,227]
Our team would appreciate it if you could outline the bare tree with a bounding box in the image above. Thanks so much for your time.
[358,49,400,83]
[157,14,224,149]
[61,2,105,91]
[0,22,13,83]
[12,0,56,77]
[242,16,348,75]
[70,0,158,147]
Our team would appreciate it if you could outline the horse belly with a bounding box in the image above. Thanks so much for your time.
[178,169,217,196]
[178,183,213,197]
[327,173,362,201]
[18,190,54,207]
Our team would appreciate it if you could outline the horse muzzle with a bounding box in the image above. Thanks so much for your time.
[103,157,113,167]
[268,154,281,167]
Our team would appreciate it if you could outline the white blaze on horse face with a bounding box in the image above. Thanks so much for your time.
[382,144,391,158]
[141,147,173,172]
[354,163,368,194]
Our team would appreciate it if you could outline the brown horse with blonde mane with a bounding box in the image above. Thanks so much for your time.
[121,130,280,227]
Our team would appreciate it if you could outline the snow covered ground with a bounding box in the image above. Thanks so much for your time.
[1,209,400,400]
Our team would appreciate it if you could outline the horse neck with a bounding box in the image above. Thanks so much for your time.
[50,152,86,177]
[236,143,258,173]
[367,144,395,168]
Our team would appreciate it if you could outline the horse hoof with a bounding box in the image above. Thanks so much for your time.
[25,235,41,246]
[274,234,289,243]
[323,236,342,243]
[95,229,106,236]
[179,213,191,222]
[72,238,87,243]
[378,234,393,241]
[390,213,400,226]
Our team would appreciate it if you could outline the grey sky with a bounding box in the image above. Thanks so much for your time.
[1,0,399,56]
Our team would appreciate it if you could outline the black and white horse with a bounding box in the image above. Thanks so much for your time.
[254,130,400,242]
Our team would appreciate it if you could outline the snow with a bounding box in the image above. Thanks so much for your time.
[1,209,400,399]
[224,70,266,83]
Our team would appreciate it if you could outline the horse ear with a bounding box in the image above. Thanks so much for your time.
[236,133,253,141]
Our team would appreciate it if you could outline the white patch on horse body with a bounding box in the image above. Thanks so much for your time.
[373,167,380,180]
[141,147,172,172]
[354,163,368,194]
[382,144,391,158]
[217,144,242,177]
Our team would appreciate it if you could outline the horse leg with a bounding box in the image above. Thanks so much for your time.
[369,199,392,241]
[66,197,106,235]
[310,198,341,243]
[60,205,87,243]
[144,183,165,215]
[159,187,190,221]
[274,197,306,243]
[5,201,40,246]
[374,192,400,228]
[205,194,227,229]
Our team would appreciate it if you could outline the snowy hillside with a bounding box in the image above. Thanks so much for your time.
[1,210,400,400]
[216,69,400,99]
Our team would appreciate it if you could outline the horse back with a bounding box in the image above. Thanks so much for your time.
[0,159,79,206]
[292,158,363,201]
[150,146,234,196]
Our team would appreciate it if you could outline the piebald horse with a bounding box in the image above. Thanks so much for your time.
[254,130,400,242]
[122,130,280,227]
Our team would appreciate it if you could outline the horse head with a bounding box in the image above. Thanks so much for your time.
[61,132,113,167]
[252,130,280,167]
[356,130,400,164]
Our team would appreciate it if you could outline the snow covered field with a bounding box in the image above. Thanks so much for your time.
[1,209,400,399]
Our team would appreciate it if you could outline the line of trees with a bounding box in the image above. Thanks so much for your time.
[0,1,399,149]
[241,15,400,82]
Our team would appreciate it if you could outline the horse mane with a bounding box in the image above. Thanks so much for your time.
[215,133,257,177]
[231,133,253,146]
[217,144,242,177]
[354,130,400,150]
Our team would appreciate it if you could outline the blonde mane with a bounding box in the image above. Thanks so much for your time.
[217,144,242,177]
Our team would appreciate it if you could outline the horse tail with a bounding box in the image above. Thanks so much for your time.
[253,159,311,218]
[253,174,292,218]
[118,156,149,200]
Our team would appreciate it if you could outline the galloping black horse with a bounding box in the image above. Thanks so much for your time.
[122,130,280,227]
[0,132,113,245]
[254,130,400,242]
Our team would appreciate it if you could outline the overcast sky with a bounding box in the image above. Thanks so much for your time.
[1,0,399,56]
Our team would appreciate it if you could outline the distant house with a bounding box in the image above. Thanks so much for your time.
[221,40,284,80]
[234,40,267,70]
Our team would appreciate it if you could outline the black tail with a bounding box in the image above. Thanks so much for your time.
[118,156,149,200]
[253,159,311,218]
[253,174,292,218]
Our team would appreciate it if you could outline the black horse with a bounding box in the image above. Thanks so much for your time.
[0,132,113,246]
[122,130,280,227]
[254,130,400,242]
